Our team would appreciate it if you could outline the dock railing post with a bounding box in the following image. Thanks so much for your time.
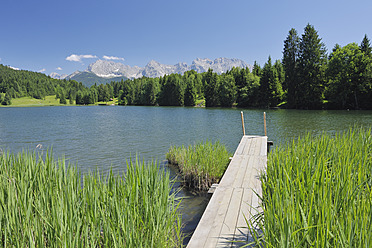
[241,111,245,136]
[264,112,267,136]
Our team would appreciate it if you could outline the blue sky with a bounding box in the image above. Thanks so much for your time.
[1,0,371,76]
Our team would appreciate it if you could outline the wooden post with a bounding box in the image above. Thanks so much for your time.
[241,111,245,136]
[263,112,267,136]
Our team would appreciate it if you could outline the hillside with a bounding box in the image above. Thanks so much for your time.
[67,71,128,88]
[0,64,86,105]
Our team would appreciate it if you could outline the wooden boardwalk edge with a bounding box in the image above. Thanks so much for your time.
[187,135,267,248]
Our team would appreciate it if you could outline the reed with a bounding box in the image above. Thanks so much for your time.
[166,140,231,191]
[248,127,372,247]
[0,151,182,247]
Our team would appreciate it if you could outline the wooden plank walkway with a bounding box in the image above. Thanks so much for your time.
[187,135,267,248]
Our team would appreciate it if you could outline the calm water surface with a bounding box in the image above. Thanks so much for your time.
[1,106,371,242]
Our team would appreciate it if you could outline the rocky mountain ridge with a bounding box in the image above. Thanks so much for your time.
[51,57,252,84]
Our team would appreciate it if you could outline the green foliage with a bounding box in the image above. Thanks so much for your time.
[158,74,185,106]
[135,78,160,105]
[237,74,260,107]
[166,140,231,191]
[228,67,260,107]
[283,28,300,108]
[117,90,127,105]
[0,151,183,247]
[68,71,128,88]
[297,24,328,109]
[282,25,372,110]
[184,75,197,106]
[327,43,372,109]
[249,127,372,247]
[1,92,11,105]
[360,34,372,55]
[4,29,372,110]
[258,57,284,107]
[252,61,262,76]
[0,65,86,105]
[219,74,237,107]
[111,68,263,108]
[59,90,67,104]
[204,69,220,107]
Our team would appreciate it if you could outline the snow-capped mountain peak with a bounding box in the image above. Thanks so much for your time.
[51,57,252,82]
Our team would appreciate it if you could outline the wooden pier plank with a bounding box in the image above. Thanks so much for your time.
[187,186,233,247]
[232,155,250,188]
[216,187,244,247]
[233,187,254,246]
[187,136,267,248]
[234,136,247,156]
[218,155,244,187]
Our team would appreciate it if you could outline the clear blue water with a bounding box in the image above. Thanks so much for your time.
[1,105,371,243]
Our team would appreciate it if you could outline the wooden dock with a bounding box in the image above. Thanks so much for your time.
[187,135,267,247]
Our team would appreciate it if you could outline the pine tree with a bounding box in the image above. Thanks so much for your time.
[360,34,372,56]
[59,91,67,104]
[359,35,372,108]
[252,61,262,76]
[297,24,327,109]
[258,57,284,108]
[158,74,184,106]
[282,28,299,108]
[184,76,197,106]
[204,69,220,107]
[236,72,260,107]
[76,91,83,104]
[218,74,237,107]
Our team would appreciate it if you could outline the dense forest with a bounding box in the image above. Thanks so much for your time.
[0,65,86,105]
[1,24,371,109]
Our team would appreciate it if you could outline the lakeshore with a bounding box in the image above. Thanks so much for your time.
[1,106,371,246]
[0,95,117,107]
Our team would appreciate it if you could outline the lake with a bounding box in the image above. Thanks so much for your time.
[1,105,371,242]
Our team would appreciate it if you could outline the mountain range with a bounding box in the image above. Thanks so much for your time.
[50,58,252,87]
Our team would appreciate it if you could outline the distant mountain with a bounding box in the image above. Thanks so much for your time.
[192,58,250,74]
[66,71,128,88]
[50,57,251,87]
[140,57,251,77]
[87,60,143,79]
[49,72,68,80]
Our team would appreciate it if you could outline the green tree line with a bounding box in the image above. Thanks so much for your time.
[0,64,86,105]
[108,24,372,110]
[1,23,371,109]
[282,24,372,109]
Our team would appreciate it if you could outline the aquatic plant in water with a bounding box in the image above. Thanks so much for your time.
[0,151,183,247]
[167,140,231,191]
[248,127,372,247]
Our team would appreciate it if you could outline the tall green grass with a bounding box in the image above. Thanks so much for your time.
[249,127,372,247]
[0,151,182,247]
[166,140,231,191]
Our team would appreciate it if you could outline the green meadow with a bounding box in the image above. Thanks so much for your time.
[1,95,119,107]
[4,95,64,107]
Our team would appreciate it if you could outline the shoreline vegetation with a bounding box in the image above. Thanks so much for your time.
[0,151,183,247]
[0,95,118,107]
[0,95,206,108]
[166,141,232,191]
[248,127,372,247]
[1,24,372,110]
